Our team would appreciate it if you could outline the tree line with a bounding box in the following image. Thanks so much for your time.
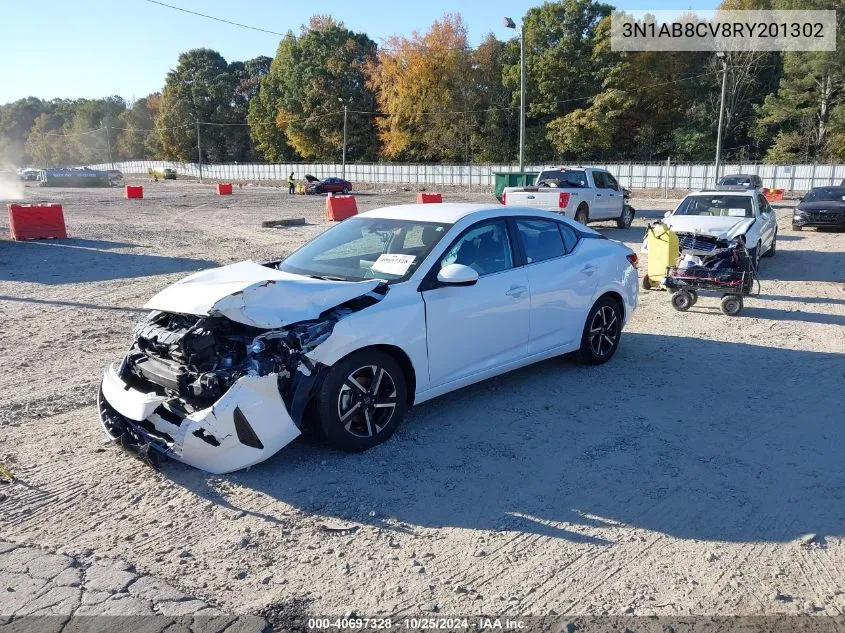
[2,0,843,168]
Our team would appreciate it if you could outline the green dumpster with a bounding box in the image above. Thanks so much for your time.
[493,171,539,202]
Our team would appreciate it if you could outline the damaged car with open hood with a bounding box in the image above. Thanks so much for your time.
[99,203,639,474]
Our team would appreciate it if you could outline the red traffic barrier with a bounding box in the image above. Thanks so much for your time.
[326,195,358,222]
[764,188,784,202]
[217,183,233,195]
[124,185,144,199]
[7,203,67,241]
[417,192,443,204]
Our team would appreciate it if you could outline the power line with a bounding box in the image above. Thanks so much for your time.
[138,0,486,53]
[141,0,286,36]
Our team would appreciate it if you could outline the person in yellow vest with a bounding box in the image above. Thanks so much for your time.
[288,172,295,194]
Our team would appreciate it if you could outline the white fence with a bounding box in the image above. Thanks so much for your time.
[85,160,845,191]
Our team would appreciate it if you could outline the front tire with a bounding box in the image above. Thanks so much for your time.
[671,290,693,311]
[578,297,623,365]
[763,230,777,257]
[316,349,408,451]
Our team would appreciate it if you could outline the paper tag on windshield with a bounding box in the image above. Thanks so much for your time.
[371,254,416,276]
[727,208,746,217]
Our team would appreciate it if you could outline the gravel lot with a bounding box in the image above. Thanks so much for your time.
[1,180,844,619]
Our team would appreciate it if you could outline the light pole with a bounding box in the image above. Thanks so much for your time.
[338,97,348,180]
[504,17,525,171]
[714,52,728,184]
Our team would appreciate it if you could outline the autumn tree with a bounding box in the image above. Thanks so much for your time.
[367,14,476,161]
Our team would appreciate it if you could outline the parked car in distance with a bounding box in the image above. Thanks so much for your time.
[97,203,639,474]
[793,186,845,230]
[106,170,124,186]
[663,190,777,268]
[715,174,763,191]
[307,177,352,194]
[18,168,41,181]
[163,168,177,180]
[502,166,634,229]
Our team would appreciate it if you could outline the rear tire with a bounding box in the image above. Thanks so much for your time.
[342,186,350,194]
[574,205,589,225]
[720,294,743,316]
[316,349,408,451]
[616,205,634,229]
[577,296,623,365]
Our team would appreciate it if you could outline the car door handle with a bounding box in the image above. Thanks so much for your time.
[505,285,528,298]
[596,194,602,197]
[581,264,597,275]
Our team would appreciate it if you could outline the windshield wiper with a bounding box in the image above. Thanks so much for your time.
[305,274,349,281]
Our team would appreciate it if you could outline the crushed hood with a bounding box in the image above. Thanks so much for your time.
[144,260,381,328]
[665,215,755,241]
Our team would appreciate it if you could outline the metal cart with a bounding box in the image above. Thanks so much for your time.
[664,265,755,316]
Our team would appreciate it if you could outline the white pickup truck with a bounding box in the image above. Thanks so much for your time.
[503,167,634,228]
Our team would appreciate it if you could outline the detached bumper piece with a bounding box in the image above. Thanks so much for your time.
[98,363,301,474]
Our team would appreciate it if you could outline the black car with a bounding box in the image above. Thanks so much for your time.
[793,186,845,230]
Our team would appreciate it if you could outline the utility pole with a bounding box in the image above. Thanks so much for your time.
[714,53,728,185]
[341,104,348,180]
[196,120,203,182]
[519,23,526,172]
[504,17,526,171]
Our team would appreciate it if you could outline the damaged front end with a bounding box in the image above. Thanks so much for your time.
[98,291,380,474]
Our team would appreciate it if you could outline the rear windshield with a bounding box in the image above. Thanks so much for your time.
[803,187,845,202]
[674,195,754,218]
[719,175,756,186]
[536,169,588,188]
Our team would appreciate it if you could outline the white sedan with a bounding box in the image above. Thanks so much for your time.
[663,190,778,268]
[98,204,639,473]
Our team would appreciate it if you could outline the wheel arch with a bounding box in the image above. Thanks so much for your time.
[322,344,417,408]
[595,290,625,322]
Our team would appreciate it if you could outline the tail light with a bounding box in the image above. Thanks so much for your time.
[502,193,507,205]
[627,253,639,268]
[558,192,570,208]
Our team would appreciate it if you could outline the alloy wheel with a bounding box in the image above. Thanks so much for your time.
[588,305,619,358]
[337,365,398,438]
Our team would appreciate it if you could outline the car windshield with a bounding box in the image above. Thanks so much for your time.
[536,169,588,188]
[719,176,753,186]
[674,195,754,218]
[803,187,845,203]
[278,217,451,283]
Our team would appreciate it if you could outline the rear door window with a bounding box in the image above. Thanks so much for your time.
[515,219,566,264]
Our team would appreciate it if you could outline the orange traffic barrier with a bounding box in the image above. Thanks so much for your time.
[7,203,67,241]
[124,185,144,199]
[417,192,443,203]
[217,183,233,195]
[326,195,358,221]
[764,188,784,202]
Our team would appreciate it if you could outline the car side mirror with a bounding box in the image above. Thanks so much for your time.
[437,264,479,287]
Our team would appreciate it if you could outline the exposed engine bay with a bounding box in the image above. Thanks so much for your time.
[98,282,387,474]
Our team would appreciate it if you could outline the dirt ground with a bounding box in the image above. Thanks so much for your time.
[1,180,844,619]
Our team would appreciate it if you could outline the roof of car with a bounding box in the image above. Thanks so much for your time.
[691,189,756,197]
[359,203,518,224]
[720,174,758,178]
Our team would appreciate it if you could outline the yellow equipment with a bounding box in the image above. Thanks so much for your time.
[643,223,679,290]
